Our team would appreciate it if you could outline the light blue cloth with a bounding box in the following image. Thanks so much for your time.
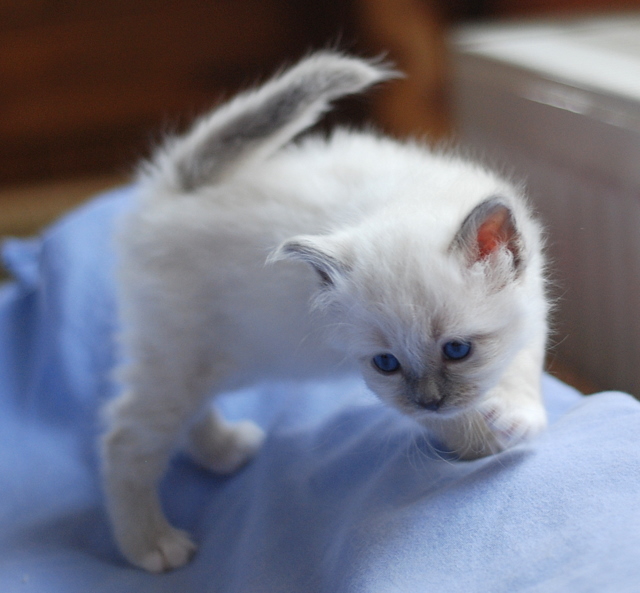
[1,186,640,592]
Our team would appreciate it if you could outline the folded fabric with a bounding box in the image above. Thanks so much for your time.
[1,186,639,592]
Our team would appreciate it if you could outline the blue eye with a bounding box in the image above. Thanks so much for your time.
[442,340,472,361]
[372,353,401,374]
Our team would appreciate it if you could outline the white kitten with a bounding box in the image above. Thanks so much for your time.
[102,51,548,572]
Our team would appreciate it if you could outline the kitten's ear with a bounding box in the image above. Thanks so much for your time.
[269,235,349,287]
[451,198,523,272]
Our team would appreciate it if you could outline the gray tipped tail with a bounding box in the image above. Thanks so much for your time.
[143,51,399,192]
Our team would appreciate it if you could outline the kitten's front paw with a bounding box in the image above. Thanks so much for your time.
[122,525,197,573]
[478,397,547,452]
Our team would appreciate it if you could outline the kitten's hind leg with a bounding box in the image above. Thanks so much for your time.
[186,408,265,474]
[101,357,226,572]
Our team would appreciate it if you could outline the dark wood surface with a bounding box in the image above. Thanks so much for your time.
[0,1,354,185]
[5,0,638,189]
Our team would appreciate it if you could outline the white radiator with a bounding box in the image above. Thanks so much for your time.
[451,17,640,396]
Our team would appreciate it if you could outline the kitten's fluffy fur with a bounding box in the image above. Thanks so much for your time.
[102,52,548,572]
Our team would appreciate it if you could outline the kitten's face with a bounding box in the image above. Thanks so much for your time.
[277,195,541,423]
[349,259,528,422]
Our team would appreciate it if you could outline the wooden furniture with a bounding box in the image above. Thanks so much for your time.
[0,1,337,186]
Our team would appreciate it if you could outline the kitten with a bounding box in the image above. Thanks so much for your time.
[102,51,548,572]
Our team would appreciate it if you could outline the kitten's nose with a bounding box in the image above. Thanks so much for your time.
[418,397,444,412]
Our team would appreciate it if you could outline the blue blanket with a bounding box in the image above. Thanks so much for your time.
[2,186,640,592]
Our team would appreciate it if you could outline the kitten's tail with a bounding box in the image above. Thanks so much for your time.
[139,51,398,193]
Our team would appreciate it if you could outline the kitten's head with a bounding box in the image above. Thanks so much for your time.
[274,194,546,425]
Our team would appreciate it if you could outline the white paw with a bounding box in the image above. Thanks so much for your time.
[124,525,197,573]
[211,420,265,474]
[189,419,266,475]
[478,398,547,451]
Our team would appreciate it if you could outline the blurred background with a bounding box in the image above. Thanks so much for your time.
[2,0,640,396]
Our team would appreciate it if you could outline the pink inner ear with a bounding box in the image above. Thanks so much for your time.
[476,206,515,260]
